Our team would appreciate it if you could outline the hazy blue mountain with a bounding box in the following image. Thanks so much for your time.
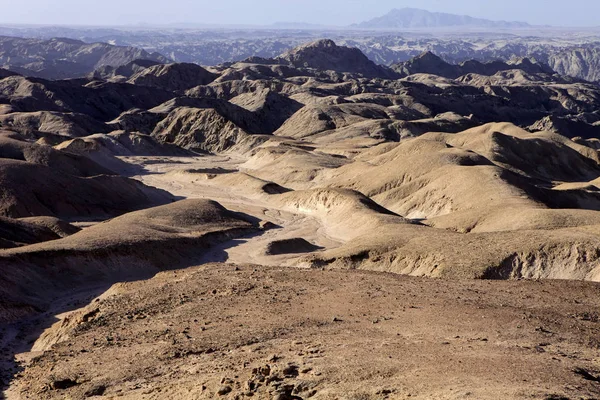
[270,22,331,30]
[352,8,531,30]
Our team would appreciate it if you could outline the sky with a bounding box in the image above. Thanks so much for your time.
[0,0,599,27]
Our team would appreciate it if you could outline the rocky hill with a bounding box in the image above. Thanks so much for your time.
[275,39,398,78]
[548,46,600,82]
[393,51,557,79]
[128,62,218,91]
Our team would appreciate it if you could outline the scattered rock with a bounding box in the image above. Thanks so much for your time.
[84,384,107,397]
[217,385,232,396]
[50,378,78,390]
[282,364,299,378]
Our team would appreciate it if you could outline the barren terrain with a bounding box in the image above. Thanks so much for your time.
[1,37,600,399]
[7,265,600,400]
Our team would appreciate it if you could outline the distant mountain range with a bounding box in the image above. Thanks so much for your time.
[270,22,332,30]
[0,36,167,80]
[352,8,531,30]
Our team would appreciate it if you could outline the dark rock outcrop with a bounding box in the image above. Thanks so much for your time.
[276,40,398,79]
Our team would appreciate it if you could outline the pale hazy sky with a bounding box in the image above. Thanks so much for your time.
[0,0,598,27]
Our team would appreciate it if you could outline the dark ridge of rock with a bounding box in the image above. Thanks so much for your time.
[185,79,292,101]
[0,132,173,219]
[480,131,600,183]
[391,78,600,127]
[107,109,165,135]
[529,115,600,139]
[0,76,176,121]
[151,94,295,135]
[91,59,164,80]
[0,217,61,249]
[0,157,173,219]
[152,106,268,153]
[394,51,463,79]
[0,111,109,138]
[239,56,277,65]
[18,216,81,238]
[393,51,555,79]
[0,68,19,79]
[549,47,600,82]
[128,63,218,92]
[229,88,304,134]
[276,39,399,79]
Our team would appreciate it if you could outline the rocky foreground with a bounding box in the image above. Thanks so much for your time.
[1,39,600,399]
[6,264,600,400]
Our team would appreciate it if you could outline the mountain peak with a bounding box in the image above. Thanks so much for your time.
[389,7,437,14]
[414,51,445,62]
[277,40,398,79]
[296,39,337,50]
[393,51,458,77]
[353,8,531,30]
